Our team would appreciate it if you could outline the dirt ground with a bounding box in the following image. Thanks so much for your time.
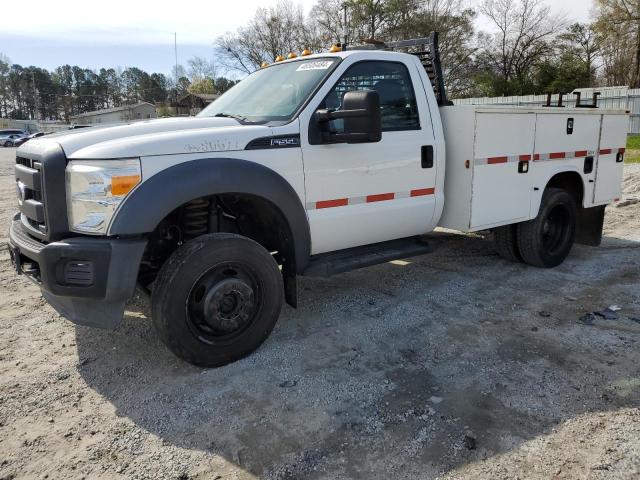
[0,147,639,480]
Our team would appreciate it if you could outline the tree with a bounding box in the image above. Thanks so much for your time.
[216,0,321,74]
[534,54,592,93]
[0,55,11,118]
[188,56,217,81]
[188,78,216,95]
[594,0,640,87]
[478,0,564,96]
[558,23,601,87]
[309,0,349,45]
[384,0,479,98]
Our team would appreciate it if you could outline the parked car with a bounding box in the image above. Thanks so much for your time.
[0,129,28,147]
[12,132,46,148]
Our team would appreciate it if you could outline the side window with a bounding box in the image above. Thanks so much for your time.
[321,61,420,132]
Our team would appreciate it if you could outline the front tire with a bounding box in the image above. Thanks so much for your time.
[517,188,577,268]
[152,233,284,367]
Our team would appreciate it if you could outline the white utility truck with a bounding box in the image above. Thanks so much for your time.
[8,34,628,366]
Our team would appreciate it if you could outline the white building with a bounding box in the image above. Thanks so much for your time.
[70,102,157,125]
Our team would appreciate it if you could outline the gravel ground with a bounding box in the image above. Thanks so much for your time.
[0,147,639,480]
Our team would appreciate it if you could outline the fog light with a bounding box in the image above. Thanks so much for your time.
[64,261,94,286]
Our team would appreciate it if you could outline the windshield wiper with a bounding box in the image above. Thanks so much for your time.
[214,112,250,123]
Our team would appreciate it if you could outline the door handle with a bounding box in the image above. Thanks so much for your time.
[421,145,434,168]
[584,156,594,174]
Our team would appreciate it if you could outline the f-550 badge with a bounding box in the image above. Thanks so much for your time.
[270,137,300,147]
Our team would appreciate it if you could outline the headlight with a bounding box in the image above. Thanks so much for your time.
[66,159,141,234]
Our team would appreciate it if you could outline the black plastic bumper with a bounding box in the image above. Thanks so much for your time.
[8,214,147,329]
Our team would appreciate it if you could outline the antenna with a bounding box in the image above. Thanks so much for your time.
[342,2,349,50]
[174,32,179,112]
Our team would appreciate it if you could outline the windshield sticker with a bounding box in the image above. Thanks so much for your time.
[296,61,333,72]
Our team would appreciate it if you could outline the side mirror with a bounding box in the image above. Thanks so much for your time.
[312,90,382,144]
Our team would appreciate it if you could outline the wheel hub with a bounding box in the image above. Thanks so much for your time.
[202,279,255,333]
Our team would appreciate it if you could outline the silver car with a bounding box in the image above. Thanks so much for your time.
[0,129,28,147]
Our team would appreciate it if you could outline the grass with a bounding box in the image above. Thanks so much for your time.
[627,135,640,150]
[626,136,640,163]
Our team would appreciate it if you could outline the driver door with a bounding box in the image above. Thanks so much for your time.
[300,58,438,255]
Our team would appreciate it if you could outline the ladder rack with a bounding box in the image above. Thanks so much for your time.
[344,32,453,107]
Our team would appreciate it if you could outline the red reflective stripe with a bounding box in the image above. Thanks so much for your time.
[411,188,435,197]
[519,154,532,161]
[366,192,395,203]
[600,148,612,155]
[533,154,541,161]
[316,198,348,209]
[487,156,508,164]
[575,150,588,158]
[619,148,626,154]
[549,152,566,159]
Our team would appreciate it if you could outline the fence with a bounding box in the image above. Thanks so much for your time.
[453,88,640,135]
[0,118,70,133]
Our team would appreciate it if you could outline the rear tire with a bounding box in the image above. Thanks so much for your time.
[517,188,577,268]
[152,233,284,367]
[493,224,522,263]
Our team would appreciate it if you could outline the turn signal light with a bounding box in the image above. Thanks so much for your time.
[287,52,297,59]
[275,55,284,62]
[111,174,141,196]
[301,49,312,56]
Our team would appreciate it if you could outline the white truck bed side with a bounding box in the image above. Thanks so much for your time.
[438,105,629,232]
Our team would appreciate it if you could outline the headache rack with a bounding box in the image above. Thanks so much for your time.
[344,32,453,107]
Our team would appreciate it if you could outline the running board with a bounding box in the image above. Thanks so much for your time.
[302,237,431,278]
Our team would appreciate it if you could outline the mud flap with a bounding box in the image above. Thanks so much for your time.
[575,205,606,247]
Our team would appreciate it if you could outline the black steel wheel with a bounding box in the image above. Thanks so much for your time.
[186,262,260,343]
[517,188,577,268]
[152,233,284,367]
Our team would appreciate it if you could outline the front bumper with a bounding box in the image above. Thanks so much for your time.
[8,214,147,329]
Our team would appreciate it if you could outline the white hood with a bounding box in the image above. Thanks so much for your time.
[20,117,274,159]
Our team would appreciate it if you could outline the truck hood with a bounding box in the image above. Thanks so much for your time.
[20,117,274,159]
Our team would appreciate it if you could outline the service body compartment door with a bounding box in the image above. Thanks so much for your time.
[470,112,536,229]
[594,114,627,204]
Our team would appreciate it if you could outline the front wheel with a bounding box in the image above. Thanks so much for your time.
[517,188,577,268]
[4,141,12,147]
[152,233,284,367]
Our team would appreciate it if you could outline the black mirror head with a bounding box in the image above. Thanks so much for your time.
[342,90,382,143]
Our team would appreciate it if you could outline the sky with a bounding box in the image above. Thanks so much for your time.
[0,0,596,77]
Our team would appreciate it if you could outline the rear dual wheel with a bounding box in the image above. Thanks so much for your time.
[152,233,284,367]
[494,188,577,268]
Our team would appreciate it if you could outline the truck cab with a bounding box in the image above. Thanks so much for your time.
[8,35,628,367]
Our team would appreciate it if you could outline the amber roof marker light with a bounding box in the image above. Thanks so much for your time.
[301,49,312,56]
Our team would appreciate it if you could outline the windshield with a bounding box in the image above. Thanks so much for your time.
[198,58,339,124]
